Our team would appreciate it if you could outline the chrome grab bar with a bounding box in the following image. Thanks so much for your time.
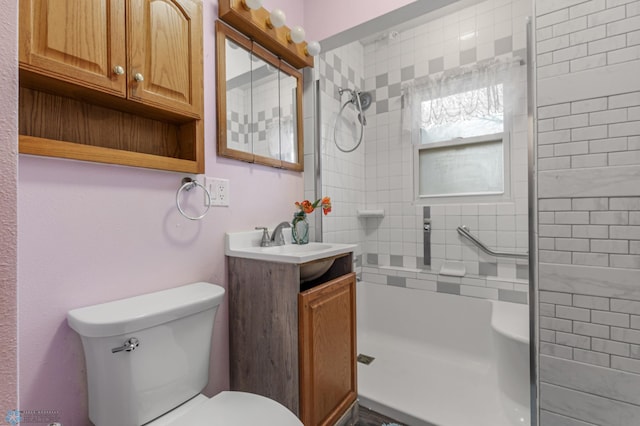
[457,225,528,259]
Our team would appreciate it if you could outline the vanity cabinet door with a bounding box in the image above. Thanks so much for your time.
[299,273,357,426]
[127,0,203,118]
[19,0,127,96]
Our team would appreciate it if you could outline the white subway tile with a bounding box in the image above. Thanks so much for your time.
[539,129,572,144]
[556,211,591,224]
[609,92,640,109]
[540,198,572,211]
[554,16,589,37]
[612,326,640,344]
[592,310,631,327]
[610,254,640,268]
[573,252,610,266]
[607,14,640,36]
[570,0,607,19]
[541,342,574,359]
[556,141,590,156]
[570,25,607,45]
[540,250,573,264]
[572,348,611,368]
[592,337,630,356]
[572,198,609,210]
[541,290,574,305]
[539,62,572,79]
[558,305,592,321]
[557,238,591,251]
[570,52,608,71]
[574,294,610,310]
[608,45,640,64]
[612,355,640,374]
[589,34,627,55]
[574,320,611,338]
[538,8,571,29]
[572,97,609,114]
[539,156,572,170]
[591,239,629,253]
[538,34,571,54]
[540,103,572,118]
[571,153,608,168]
[572,125,609,141]
[588,6,626,27]
[556,331,592,348]
[589,137,628,152]
[555,113,590,129]
[573,225,609,238]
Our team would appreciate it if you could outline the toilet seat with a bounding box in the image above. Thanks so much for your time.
[147,391,303,426]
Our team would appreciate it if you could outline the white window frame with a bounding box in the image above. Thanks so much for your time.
[413,129,512,205]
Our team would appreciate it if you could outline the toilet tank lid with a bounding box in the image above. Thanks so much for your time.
[67,282,225,338]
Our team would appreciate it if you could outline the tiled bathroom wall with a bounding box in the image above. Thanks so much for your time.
[535,0,640,423]
[314,0,533,305]
[313,41,367,262]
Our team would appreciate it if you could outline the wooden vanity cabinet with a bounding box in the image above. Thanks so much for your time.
[18,0,204,173]
[228,253,357,426]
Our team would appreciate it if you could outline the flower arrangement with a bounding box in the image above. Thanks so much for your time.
[291,197,331,244]
[295,197,332,215]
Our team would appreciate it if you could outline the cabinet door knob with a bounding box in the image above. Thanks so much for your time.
[113,65,125,75]
[134,72,145,82]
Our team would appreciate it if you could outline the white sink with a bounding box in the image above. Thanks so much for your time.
[225,230,356,267]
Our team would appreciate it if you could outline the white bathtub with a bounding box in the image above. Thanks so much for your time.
[356,282,530,426]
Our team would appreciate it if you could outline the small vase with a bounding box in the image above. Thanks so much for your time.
[291,211,309,244]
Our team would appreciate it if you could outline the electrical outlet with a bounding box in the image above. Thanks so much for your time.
[204,177,230,207]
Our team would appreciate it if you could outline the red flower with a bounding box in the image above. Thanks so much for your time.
[295,197,331,215]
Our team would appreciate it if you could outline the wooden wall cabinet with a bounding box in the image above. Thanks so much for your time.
[18,0,204,173]
[228,254,357,426]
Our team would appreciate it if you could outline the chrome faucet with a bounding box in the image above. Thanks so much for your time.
[271,221,291,246]
[255,227,271,247]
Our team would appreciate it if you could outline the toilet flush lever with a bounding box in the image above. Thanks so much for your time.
[112,337,140,353]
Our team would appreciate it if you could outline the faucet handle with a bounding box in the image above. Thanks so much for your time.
[255,227,271,247]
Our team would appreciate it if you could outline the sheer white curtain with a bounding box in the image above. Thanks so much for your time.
[402,58,524,145]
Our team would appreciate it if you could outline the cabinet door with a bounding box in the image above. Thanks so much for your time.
[19,0,127,96]
[127,0,203,118]
[299,273,357,426]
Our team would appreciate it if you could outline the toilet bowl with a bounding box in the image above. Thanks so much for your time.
[146,393,302,426]
[67,282,302,426]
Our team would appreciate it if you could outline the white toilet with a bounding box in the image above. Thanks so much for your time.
[67,282,303,426]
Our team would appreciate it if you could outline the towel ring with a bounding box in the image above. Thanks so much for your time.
[176,178,211,220]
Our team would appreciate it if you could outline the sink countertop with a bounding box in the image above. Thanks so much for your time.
[225,230,356,264]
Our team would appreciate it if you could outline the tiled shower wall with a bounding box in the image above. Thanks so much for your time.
[311,42,367,257]
[535,0,640,423]
[316,0,532,304]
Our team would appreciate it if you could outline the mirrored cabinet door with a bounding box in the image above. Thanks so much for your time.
[216,21,304,171]
[225,36,253,157]
[279,62,302,168]
[250,43,281,168]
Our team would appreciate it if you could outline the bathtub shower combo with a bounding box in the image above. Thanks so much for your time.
[311,1,534,425]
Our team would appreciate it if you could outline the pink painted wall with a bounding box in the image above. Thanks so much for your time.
[17,0,304,424]
[0,0,18,414]
[263,0,305,31]
[303,0,414,41]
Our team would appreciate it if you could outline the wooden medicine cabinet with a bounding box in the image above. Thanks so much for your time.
[215,21,304,171]
[18,0,204,173]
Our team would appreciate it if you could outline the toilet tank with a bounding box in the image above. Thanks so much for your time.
[67,282,225,426]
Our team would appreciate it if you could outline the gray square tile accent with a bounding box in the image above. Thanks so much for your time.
[499,289,528,304]
[460,48,477,65]
[355,254,362,267]
[390,255,403,267]
[341,76,348,91]
[388,83,401,98]
[495,36,513,56]
[401,66,415,81]
[376,99,389,114]
[367,253,378,265]
[334,55,342,73]
[388,276,407,287]
[348,67,355,82]
[437,281,461,295]
[516,264,530,280]
[428,57,444,74]
[479,262,498,277]
[376,73,388,88]
[325,66,334,83]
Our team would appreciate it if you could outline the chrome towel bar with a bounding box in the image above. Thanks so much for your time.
[457,225,528,259]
